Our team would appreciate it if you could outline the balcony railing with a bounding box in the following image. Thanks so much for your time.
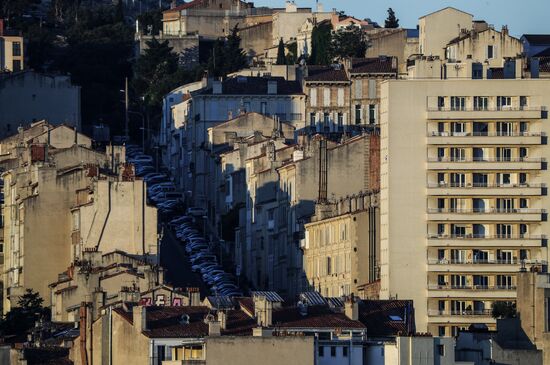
[428,284,516,290]
[428,234,546,240]
[428,309,493,316]
[428,258,524,265]
[428,157,544,163]
[428,131,544,137]
[428,106,544,112]
[427,208,545,214]
[427,182,544,188]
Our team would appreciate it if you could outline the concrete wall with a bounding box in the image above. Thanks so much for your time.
[239,22,273,59]
[0,72,81,137]
[366,29,419,74]
[77,179,158,257]
[419,8,473,58]
[205,336,314,365]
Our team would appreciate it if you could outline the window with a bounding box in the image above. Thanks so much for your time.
[318,346,324,357]
[437,96,445,110]
[310,89,317,107]
[487,45,494,59]
[337,88,344,107]
[437,344,445,356]
[12,42,21,57]
[369,105,376,124]
[450,147,466,161]
[337,113,343,130]
[260,102,267,115]
[326,257,332,275]
[330,346,336,357]
[354,80,362,98]
[309,113,316,129]
[342,347,349,357]
[473,96,488,111]
[546,298,550,332]
[497,275,513,288]
[520,96,528,109]
[355,105,361,124]
[450,96,465,111]
[497,96,511,110]
[323,88,331,107]
[438,326,446,337]
[12,60,21,72]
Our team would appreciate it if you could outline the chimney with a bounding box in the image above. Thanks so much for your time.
[188,288,200,306]
[267,80,277,95]
[344,296,359,321]
[391,56,397,71]
[212,80,223,94]
[204,314,221,336]
[217,311,227,330]
[502,25,509,37]
[132,305,148,331]
[254,295,273,327]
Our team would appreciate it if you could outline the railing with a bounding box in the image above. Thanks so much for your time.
[428,309,493,316]
[427,182,544,188]
[428,131,544,137]
[427,234,546,240]
[427,208,545,214]
[428,284,516,290]
[428,258,525,265]
[427,157,544,163]
[427,106,544,112]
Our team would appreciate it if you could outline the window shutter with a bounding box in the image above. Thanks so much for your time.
[310,88,317,107]
[337,88,344,106]
[324,88,331,107]
[343,113,347,126]
[355,80,362,99]
[374,104,379,124]
[368,79,377,99]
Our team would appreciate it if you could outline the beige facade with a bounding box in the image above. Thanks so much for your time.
[366,28,420,74]
[516,271,550,364]
[419,7,473,58]
[445,26,522,68]
[379,78,550,336]
[303,193,380,297]
[0,24,24,72]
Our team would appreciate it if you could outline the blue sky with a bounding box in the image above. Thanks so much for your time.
[253,0,549,37]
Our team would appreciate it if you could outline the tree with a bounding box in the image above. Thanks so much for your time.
[330,25,369,60]
[206,38,225,77]
[491,301,517,319]
[285,41,297,65]
[276,38,286,65]
[384,8,399,28]
[223,25,247,74]
[0,289,48,340]
[308,21,332,65]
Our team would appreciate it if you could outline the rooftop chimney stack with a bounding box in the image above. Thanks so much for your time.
[132,305,148,331]
[344,296,359,321]
[217,311,227,330]
[204,314,221,336]
[254,295,273,327]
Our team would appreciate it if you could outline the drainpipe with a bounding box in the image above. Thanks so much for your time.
[109,306,113,365]
[348,330,352,365]
[142,179,146,255]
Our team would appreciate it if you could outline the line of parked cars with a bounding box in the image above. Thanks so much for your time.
[169,215,243,297]
[126,144,184,215]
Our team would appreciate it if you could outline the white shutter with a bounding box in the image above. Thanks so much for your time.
[324,88,331,107]
[310,88,317,107]
[374,104,379,124]
[343,113,347,126]
[368,79,377,99]
[355,79,362,99]
[337,88,344,106]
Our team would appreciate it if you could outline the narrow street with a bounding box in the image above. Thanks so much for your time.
[159,224,210,295]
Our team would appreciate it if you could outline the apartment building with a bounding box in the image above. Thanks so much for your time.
[0,125,126,312]
[303,193,380,298]
[303,65,351,133]
[0,19,24,72]
[365,28,419,74]
[379,78,550,336]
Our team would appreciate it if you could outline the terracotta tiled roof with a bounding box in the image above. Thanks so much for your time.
[305,66,349,82]
[164,0,204,13]
[272,306,365,330]
[358,300,415,338]
[350,57,397,74]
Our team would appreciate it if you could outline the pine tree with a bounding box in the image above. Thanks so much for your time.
[276,38,286,65]
[223,25,247,74]
[308,21,332,65]
[331,25,369,60]
[207,39,226,77]
[384,8,399,28]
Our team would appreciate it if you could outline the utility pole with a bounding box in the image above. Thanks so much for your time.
[124,77,129,140]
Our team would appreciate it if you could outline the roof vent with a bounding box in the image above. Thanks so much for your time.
[180,314,190,325]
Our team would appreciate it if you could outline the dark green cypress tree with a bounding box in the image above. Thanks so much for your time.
[276,38,286,65]
[384,8,399,28]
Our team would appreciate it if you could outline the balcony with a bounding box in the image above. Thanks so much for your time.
[427,258,547,272]
[427,157,544,171]
[427,182,544,196]
[426,106,545,120]
[427,131,543,145]
[427,285,517,298]
[427,208,544,222]
[427,234,546,247]
[428,309,493,317]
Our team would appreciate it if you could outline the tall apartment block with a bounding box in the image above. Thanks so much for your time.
[379,79,550,336]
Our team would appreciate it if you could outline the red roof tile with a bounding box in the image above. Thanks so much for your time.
[305,66,349,82]
[358,300,415,338]
[272,305,365,329]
